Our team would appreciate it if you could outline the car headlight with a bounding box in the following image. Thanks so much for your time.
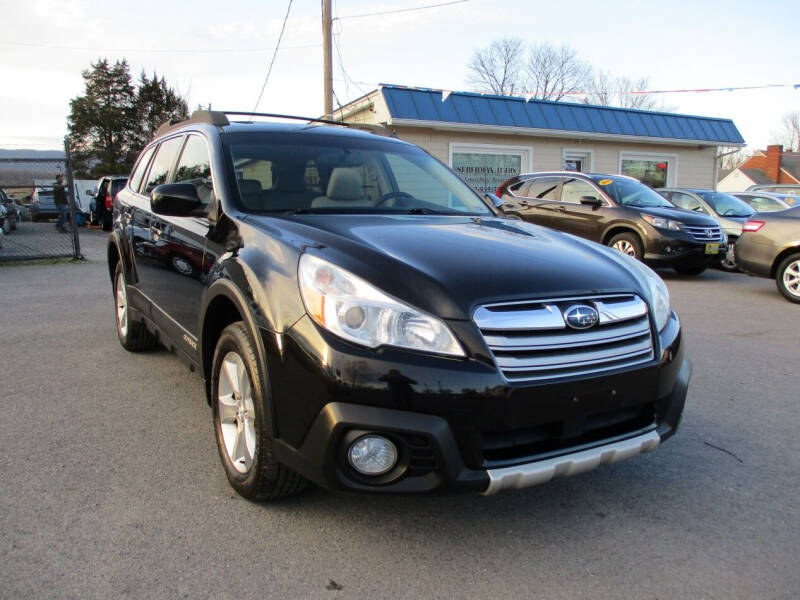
[642,214,681,231]
[614,252,671,331]
[298,253,465,357]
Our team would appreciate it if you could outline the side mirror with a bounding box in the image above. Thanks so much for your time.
[85,189,94,197]
[580,195,602,207]
[484,193,505,209]
[151,183,201,216]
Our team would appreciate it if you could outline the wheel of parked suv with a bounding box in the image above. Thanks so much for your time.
[719,239,739,272]
[607,232,643,260]
[114,263,158,351]
[211,322,307,500]
[170,255,195,277]
[673,265,706,276]
[776,253,800,303]
[102,212,112,232]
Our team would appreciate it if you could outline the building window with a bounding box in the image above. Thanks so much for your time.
[619,152,676,188]
[449,143,532,194]
[563,149,593,173]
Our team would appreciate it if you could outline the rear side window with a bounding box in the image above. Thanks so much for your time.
[129,146,156,193]
[523,177,560,200]
[143,136,184,195]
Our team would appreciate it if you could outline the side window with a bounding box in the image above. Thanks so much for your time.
[561,178,600,204]
[174,135,214,208]
[672,192,705,213]
[143,136,185,195]
[523,177,560,201]
[129,146,156,194]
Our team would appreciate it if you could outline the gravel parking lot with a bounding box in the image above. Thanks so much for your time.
[1,229,798,599]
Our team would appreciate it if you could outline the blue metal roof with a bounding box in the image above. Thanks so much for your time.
[379,85,745,145]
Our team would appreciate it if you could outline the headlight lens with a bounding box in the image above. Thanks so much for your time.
[642,214,682,231]
[298,254,465,357]
[615,252,671,331]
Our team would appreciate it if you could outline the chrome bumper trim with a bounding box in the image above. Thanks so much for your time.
[482,430,661,495]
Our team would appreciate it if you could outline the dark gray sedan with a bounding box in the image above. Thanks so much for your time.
[736,207,800,303]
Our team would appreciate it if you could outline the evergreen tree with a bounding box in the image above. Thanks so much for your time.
[68,59,137,177]
[134,71,189,150]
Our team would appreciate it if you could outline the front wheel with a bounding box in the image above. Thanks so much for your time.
[674,265,706,276]
[776,253,800,303]
[718,240,739,272]
[607,232,643,261]
[211,322,306,501]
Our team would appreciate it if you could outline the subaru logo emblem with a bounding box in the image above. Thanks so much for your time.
[563,304,599,330]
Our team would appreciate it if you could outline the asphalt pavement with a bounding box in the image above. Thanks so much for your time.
[1,229,798,599]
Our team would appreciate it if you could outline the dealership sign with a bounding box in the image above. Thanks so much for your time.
[451,152,521,194]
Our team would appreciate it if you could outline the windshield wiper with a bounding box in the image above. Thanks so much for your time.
[407,207,450,215]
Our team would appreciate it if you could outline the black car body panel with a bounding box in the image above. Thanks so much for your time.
[108,114,690,496]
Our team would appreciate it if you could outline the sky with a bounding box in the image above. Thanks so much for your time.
[0,0,798,153]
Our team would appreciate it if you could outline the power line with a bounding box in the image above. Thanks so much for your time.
[252,0,294,114]
[336,0,469,20]
[0,40,318,54]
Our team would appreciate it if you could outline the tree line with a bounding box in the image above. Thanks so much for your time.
[467,38,675,111]
[68,58,188,178]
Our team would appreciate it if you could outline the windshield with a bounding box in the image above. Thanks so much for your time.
[226,132,492,216]
[697,192,755,218]
[588,175,673,208]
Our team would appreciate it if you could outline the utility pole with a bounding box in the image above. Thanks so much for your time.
[322,0,333,120]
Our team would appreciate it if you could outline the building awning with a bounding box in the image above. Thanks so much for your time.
[378,84,745,147]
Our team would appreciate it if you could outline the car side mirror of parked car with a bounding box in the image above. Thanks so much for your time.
[484,193,505,209]
[151,183,202,216]
[580,195,602,207]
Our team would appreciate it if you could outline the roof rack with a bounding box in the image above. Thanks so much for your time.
[155,110,394,138]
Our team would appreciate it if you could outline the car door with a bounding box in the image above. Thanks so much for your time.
[510,176,562,228]
[556,177,609,241]
[140,134,215,347]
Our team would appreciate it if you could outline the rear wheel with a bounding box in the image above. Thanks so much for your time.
[607,232,643,261]
[776,253,800,303]
[211,322,306,501]
[674,265,706,276]
[114,263,158,351]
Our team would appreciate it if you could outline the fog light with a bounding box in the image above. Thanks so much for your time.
[347,435,398,476]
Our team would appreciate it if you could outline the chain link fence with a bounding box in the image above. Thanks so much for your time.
[0,138,83,262]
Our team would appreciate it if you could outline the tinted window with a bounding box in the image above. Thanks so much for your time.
[523,177,560,200]
[174,135,214,208]
[111,179,127,196]
[129,146,156,193]
[143,136,184,195]
[561,178,599,204]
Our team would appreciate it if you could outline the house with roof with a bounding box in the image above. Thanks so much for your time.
[717,145,800,192]
[335,84,745,193]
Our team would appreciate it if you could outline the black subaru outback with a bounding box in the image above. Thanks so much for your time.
[108,111,690,500]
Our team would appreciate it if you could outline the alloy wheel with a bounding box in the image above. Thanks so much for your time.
[783,258,800,298]
[217,352,256,474]
[116,273,128,337]
[613,240,636,256]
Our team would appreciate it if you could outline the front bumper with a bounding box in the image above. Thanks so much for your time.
[643,229,725,268]
[267,312,690,495]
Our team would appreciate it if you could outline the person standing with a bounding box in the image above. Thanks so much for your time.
[53,174,68,233]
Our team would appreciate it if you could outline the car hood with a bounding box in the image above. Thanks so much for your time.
[636,205,719,225]
[255,214,647,320]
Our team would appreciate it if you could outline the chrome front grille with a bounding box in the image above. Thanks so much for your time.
[474,295,655,382]
[682,225,723,242]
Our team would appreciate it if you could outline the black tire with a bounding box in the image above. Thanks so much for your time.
[673,265,706,276]
[102,212,112,232]
[607,232,643,261]
[718,239,739,272]
[211,322,307,501]
[775,253,800,303]
[113,263,158,351]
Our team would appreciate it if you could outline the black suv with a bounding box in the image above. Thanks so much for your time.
[497,172,725,276]
[108,111,690,500]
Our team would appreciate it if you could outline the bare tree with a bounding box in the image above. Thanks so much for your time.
[467,38,526,95]
[585,72,677,112]
[525,43,593,101]
[717,146,748,175]
[773,111,800,151]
